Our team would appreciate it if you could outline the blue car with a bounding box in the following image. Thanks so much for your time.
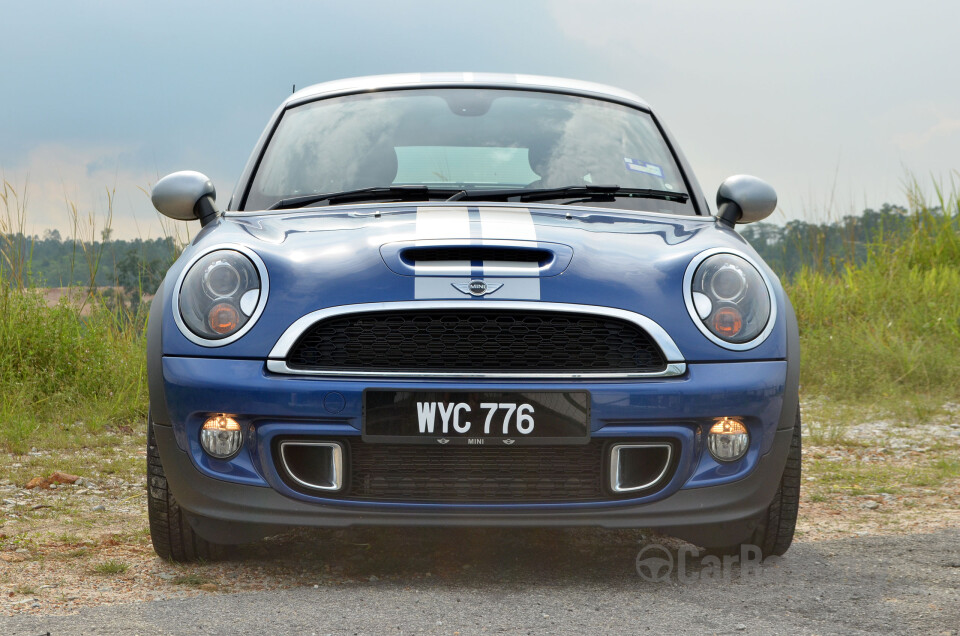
[147,73,800,562]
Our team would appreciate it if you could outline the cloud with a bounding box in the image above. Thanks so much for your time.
[542,0,960,218]
[893,116,960,151]
[1,144,173,241]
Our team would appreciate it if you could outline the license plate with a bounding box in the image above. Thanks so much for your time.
[363,390,590,445]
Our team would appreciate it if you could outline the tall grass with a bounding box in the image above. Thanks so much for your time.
[0,288,147,453]
[0,180,148,454]
[788,178,960,404]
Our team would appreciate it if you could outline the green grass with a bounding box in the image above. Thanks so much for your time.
[787,182,960,409]
[172,573,209,587]
[806,449,960,496]
[930,457,960,481]
[803,412,852,447]
[92,559,129,575]
[0,180,151,454]
[0,288,148,454]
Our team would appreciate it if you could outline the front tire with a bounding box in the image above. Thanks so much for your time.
[749,408,802,556]
[147,416,225,562]
[702,409,801,557]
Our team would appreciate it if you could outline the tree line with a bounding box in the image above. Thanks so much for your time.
[736,203,949,278]
[3,201,954,294]
[3,231,179,295]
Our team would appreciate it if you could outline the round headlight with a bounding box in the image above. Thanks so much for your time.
[176,247,267,344]
[708,262,747,301]
[686,251,773,348]
[202,259,243,298]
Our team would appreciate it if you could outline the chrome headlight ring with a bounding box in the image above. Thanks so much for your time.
[172,244,270,347]
[683,247,777,351]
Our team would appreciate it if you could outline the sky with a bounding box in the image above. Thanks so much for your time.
[1,0,958,239]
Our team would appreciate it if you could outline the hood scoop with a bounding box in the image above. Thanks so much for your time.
[403,246,551,266]
[380,240,573,277]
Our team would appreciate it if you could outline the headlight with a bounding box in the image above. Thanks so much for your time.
[685,250,775,349]
[174,246,268,346]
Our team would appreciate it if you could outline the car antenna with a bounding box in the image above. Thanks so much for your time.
[292,84,296,94]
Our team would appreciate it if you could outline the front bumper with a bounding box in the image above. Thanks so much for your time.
[154,356,796,545]
[155,422,793,546]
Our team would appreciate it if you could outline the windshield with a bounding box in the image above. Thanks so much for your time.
[243,88,693,214]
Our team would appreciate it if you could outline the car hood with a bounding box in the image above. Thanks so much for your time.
[159,203,789,362]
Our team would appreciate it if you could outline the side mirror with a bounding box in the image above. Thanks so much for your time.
[151,171,219,226]
[716,175,777,228]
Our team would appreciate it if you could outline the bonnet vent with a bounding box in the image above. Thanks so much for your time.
[401,246,552,266]
[380,240,573,277]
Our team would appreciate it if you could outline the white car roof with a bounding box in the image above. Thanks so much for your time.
[285,73,652,111]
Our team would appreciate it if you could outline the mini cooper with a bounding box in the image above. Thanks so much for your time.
[147,73,800,562]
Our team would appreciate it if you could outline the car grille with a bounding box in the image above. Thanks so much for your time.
[274,439,674,503]
[284,309,667,374]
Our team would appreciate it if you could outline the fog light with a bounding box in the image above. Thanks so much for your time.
[201,415,242,458]
[707,417,749,461]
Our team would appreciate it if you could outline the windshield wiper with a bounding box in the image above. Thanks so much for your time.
[454,185,688,204]
[268,185,465,210]
[268,184,688,210]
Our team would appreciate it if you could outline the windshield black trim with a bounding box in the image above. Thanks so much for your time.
[224,200,718,223]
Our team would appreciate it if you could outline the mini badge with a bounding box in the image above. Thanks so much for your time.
[452,280,503,296]
[624,157,664,178]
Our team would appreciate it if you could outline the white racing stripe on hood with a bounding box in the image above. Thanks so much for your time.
[481,207,540,300]
[480,261,539,276]
[412,260,473,276]
[477,276,540,300]
[415,206,471,242]
[414,207,471,297]
[414,206,540,300]
[478,207,537,243]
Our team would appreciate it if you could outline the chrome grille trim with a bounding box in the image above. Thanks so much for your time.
[267,359,685,378]
[267,300,685,379]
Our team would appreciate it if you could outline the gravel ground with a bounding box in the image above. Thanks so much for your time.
[1,402,958,633]
[1,527,958,635]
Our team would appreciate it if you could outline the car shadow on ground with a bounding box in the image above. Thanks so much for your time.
[222,526,702,586]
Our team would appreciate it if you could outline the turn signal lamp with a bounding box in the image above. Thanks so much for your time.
[208,302,241,335]
[712,306,743,338]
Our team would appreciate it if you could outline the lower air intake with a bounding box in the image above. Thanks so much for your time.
[274,439,677,503]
